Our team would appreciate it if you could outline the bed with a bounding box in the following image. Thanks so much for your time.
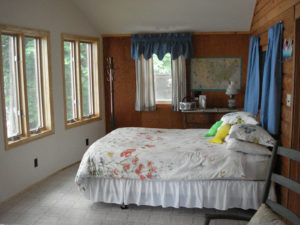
[75,127,275,210]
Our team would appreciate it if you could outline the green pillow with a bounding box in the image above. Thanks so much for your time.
[204,121,223,137]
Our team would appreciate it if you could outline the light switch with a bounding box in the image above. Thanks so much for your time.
[286,94,291,107]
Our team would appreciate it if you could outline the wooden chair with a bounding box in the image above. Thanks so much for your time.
[204,143,300,225]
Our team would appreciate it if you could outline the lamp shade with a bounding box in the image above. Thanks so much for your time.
[226,81,238,95]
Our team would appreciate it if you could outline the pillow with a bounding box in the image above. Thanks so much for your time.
[209,124,231,144]
[228,124,275,147]
[226,138,271,155]
[224,135,231,143]
[204,121,223,137]
[221,111,259,125]
[247,203,286,225]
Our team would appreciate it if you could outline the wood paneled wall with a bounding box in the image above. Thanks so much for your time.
[103,37,141,131]
[103,34,249,133]
[251,0,300,222]
[291,8,300,219]
[188,34,249,108]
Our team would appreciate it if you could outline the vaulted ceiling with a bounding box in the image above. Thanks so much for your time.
[70,0,256,34]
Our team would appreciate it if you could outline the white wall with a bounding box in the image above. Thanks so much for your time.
[0,0,106,203]
[71,0,255,34]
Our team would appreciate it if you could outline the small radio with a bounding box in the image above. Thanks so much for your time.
[179,97,196,111]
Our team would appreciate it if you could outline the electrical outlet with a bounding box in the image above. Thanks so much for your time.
[86,138,89,146]
[34,158,38,168]
[286,94,291,107]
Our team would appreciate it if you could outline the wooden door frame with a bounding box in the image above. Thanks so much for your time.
[292,18,300,151]
[289,17,300,220]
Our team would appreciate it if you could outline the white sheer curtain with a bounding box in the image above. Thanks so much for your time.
[171,55,186,111]
[135,54,156,111]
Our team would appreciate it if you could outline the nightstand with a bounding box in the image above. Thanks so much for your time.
[182,108,241,128]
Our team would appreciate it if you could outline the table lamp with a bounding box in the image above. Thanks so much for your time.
[225,81,238,108]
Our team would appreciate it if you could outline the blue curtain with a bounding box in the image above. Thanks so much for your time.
[131,33,194,60]
[244,36,260,115]
[260,22,283,136]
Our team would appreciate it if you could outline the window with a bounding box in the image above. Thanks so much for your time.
[62,34,101,128]
[153,53,172,104]
[25,37,44,131]
[0,25,54,150]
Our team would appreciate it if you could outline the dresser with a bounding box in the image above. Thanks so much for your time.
[182,108,240,129]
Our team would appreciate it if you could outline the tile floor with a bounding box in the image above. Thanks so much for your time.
[0,164,249,225]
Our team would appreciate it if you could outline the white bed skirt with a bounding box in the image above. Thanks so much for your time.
[81,178,275,210]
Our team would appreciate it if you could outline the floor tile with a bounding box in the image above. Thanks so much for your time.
[0,164,249,225]
[0,211,20,224]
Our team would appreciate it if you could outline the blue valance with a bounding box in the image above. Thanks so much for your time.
[131,33,194,60]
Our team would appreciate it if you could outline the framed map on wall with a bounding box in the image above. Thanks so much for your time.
[190,57,242,91]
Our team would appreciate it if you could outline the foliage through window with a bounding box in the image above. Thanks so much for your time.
[25,37,44,131]
[64,41,77,121]
[0,25,54,149]
[153,53,172,103]
[80,42,94,117]
[2,34,21,138]
[62,34,101,129]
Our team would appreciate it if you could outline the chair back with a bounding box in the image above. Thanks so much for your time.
[262,143,300,225]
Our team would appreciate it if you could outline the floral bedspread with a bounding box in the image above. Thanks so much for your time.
[75,128,247,190]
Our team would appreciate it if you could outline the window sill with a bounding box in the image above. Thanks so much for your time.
[156,101,171,105]
[65,115,102,129]
[6,129,55,150]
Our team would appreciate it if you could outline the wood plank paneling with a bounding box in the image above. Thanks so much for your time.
[141,105,183,129]
[251,0,300,223]
[289,12,300,220]
[281,105,292,123]
[252,7,295,36]
[252,0,296,32]
[283,74,293,89]
[252,0,282,25]
[188,34,249,109]
[103,34,249,132]
[296,3,300,19]
[283,61,294,74]
[255,0,273,15]
[103,37,142,132]
[281,121,292,147]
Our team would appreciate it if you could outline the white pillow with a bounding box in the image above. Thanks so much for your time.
[228,124,276,147]
[226,138,272,155]
[248,203,286,225]
[221,111,259,125]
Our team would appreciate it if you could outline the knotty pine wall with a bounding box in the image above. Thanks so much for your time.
[103,34,249,133]
[251,0,300,221]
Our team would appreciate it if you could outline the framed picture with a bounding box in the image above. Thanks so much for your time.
[190,57,242,91]
[283,39,293,58]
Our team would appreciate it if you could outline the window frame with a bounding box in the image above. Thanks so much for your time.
[0,24,54,150]
[61,33,101,129]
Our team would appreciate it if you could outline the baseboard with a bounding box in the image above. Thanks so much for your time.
[0,161,80,206]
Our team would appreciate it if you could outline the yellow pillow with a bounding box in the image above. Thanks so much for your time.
[209,124,231,144]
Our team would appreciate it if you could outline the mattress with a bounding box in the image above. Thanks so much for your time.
[243,153,270,180]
